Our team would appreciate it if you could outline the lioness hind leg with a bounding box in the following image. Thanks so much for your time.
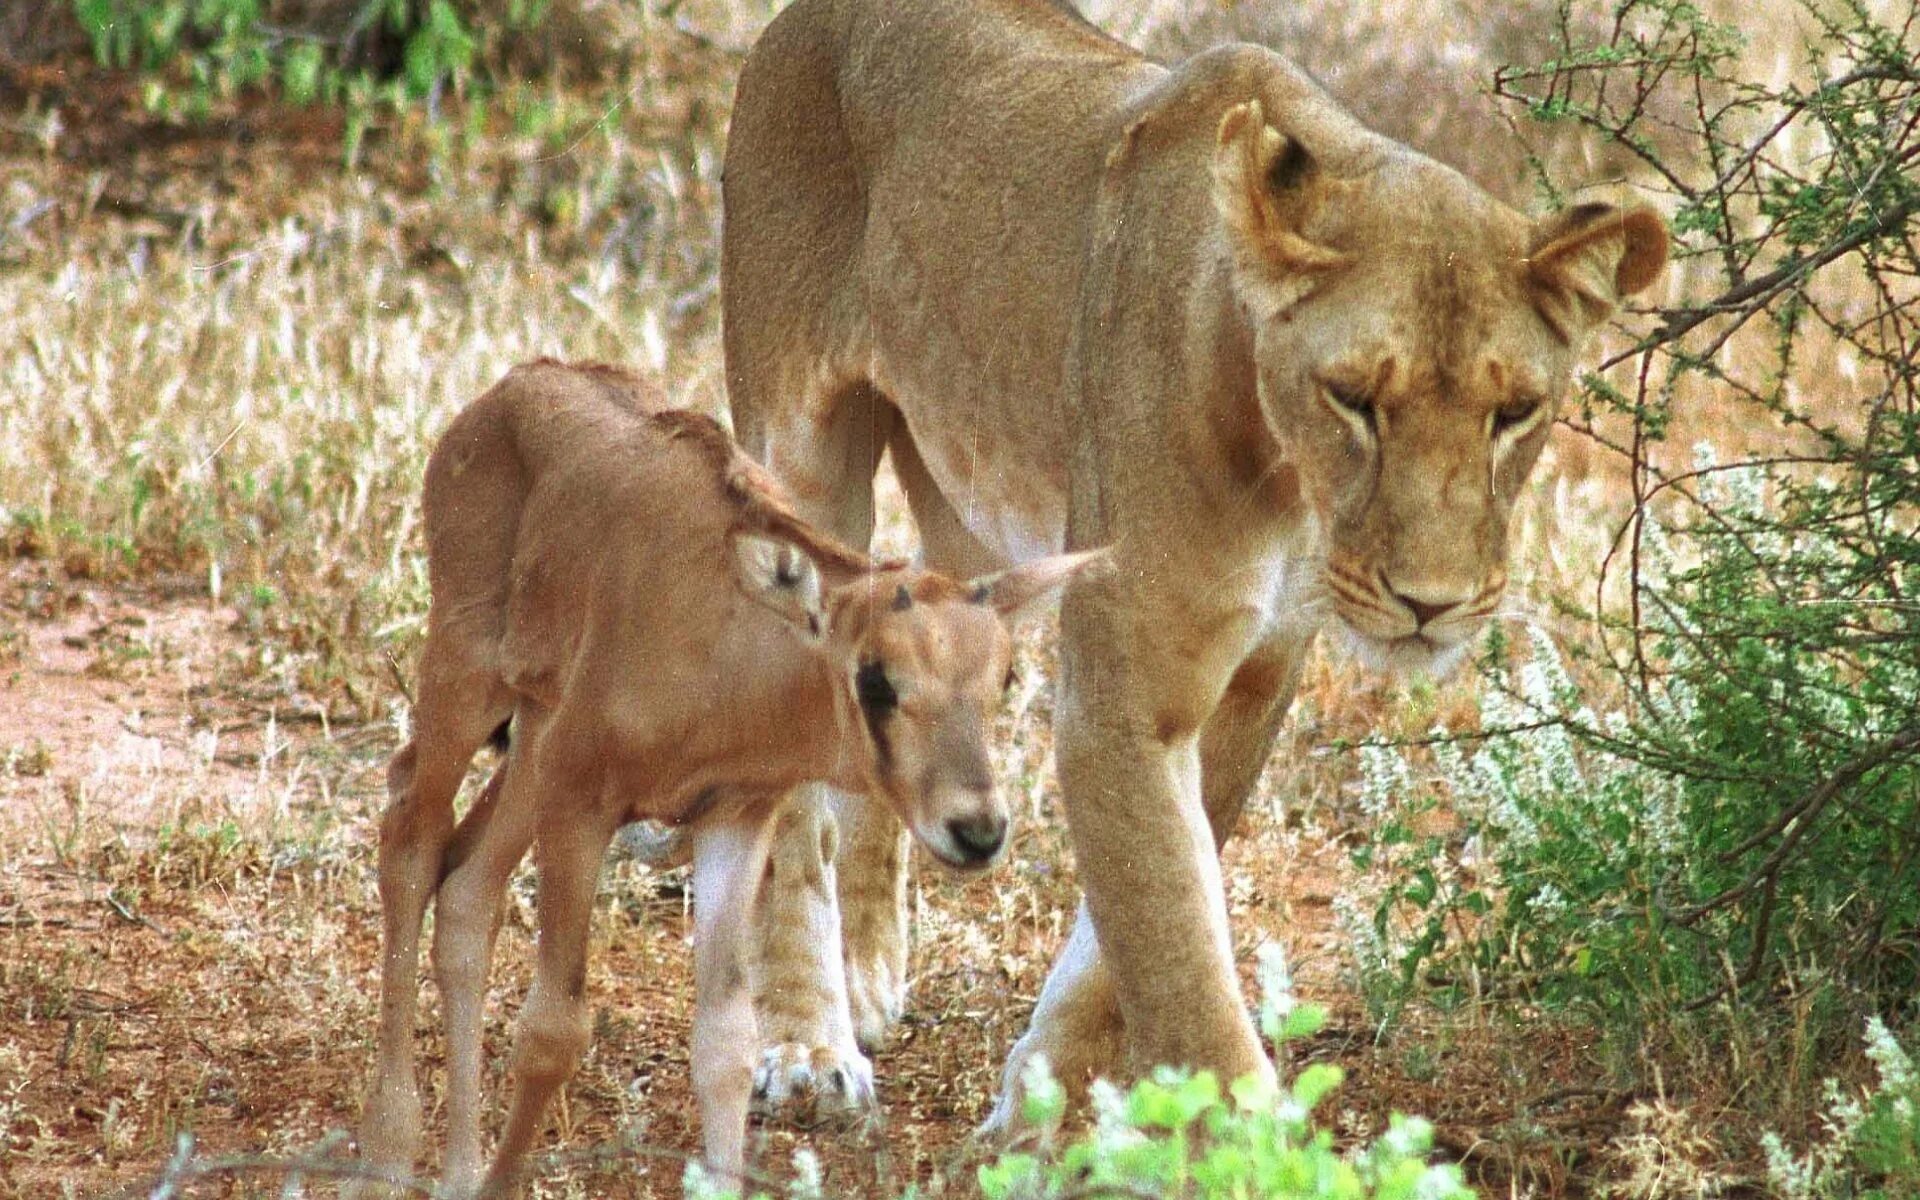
[829,422,1005,1051]
[725,0,901,1118]
[829,787,910,1055]
[889,418,1005,580]
[750,801,876,1119]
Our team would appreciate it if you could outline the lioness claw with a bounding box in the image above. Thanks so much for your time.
[751,1042,876,1122]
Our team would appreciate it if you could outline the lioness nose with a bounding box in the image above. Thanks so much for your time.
[945,813,1006,864]
[1384,577,1463,628]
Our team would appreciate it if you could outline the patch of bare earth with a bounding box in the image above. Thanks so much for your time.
[0,551,1423,1199]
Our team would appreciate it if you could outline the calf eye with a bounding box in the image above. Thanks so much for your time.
[855,660,897,713]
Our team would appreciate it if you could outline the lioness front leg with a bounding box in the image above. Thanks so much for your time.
[984,633,1304,1135]
[749,797,876,1118]
[734,386,899,1121]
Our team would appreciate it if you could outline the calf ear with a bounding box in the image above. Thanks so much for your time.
[1526,202,1669,341]
[1213,99,1352,319]
[731,533,828,641]
[966,549,1110,625]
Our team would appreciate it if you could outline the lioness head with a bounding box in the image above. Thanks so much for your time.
[1213,100,1667,674]
[738,539,1102,868]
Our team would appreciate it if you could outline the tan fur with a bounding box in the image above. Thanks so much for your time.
[352,359,1100,1195]
[719,0,1669,1128]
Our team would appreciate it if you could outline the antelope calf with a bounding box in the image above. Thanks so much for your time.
[355,360,1098,1196]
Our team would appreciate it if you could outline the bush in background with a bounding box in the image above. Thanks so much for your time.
[1350,0,1918,1182]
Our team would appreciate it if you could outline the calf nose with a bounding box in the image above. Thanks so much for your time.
[945,813,1006,865]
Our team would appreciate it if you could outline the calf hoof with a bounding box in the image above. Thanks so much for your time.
[751,1041,875,1125]
[349,1085,423,1199]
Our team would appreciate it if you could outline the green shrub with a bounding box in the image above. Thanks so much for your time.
[1354,442,1918,1029]
[70,0,489,151]
[971,948,1473,1200]
[1345,0,1918,1156]
[1765,1018,1920,1199]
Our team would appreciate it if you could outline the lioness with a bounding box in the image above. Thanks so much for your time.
[720,0,1667,1124]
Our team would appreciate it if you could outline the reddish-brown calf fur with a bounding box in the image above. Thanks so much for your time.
[352,360,1099,1197]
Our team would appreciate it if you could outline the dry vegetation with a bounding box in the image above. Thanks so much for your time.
[0,0,1907,1196]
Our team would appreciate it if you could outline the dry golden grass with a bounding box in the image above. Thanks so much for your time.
[1,1,1905,1196]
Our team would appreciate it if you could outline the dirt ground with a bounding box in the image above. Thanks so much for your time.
[0,15,1716,1196]
[1,554,1442,1200]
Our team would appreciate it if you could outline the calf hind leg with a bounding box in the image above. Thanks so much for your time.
[434,755,544,1196]
[485,809,623,1195]
[358,642,509,1194]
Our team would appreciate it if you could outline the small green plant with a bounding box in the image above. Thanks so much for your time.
[1765,1018,1920,1199]
[976,946,1474,1200]
[72,0,483,157]
[674,947,1473,1200]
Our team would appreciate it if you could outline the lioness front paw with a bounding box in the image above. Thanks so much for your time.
[751,1042,876,1123]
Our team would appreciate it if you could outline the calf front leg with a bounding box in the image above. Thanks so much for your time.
[693,806,781,1181]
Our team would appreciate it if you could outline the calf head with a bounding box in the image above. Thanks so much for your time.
[737,536,1103,869]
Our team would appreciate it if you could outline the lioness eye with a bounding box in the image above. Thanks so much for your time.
[1003,664,1020,693]
[1492,399,1542,438]
[1324,383,1376,431]
[855,660,897,713]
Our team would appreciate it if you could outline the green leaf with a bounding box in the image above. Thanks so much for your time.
[281,41,323,106]
[1282,1002,1328,1041]
[1291,1062,1346,1113]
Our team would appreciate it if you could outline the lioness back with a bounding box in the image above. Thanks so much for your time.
[725,0,1419,567]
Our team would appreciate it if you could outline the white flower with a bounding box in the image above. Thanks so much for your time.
[1256,940,1296,1018]
[1865,1016,1915,1092]
[790,1149,824,1200]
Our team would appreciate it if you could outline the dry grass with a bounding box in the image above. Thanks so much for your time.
[0,1,1903,1196]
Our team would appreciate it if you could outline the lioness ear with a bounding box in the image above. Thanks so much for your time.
[731,533,828,641]
[1525,202,1669,341]
[1213,100,1351,319]
[966,549,1110,625]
